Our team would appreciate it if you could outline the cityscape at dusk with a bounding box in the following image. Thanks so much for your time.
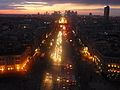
[0,0,120,90]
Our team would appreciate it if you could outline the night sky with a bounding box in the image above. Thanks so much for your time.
[0,0,120,16]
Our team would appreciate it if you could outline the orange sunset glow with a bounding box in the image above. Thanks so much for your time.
[0,1,120,15]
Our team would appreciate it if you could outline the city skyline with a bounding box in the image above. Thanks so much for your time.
[0,0,120,89]
[0,0,120,16]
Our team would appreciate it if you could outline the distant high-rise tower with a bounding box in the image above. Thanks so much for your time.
[89,12,92,16]
[104,5,110,19]
[38,12,40,15]
[104,0,110,20]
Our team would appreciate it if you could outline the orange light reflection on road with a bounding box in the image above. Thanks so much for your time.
[43,72,53,90]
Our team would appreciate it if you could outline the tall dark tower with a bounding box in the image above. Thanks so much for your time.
[104,0,110,20]
[104,6,110,19]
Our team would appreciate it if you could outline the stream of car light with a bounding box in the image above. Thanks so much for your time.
[41,31,63,90]
[50,31,62,66]
[40,17,78,90]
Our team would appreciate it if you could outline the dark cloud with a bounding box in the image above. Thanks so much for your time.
[0,0,25,3]
[0,0,50,10]
[26,0,120,5]
[0,0,120,10]
[0,0,120,6]
[0,6,25,10]
[0,0,26,10]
